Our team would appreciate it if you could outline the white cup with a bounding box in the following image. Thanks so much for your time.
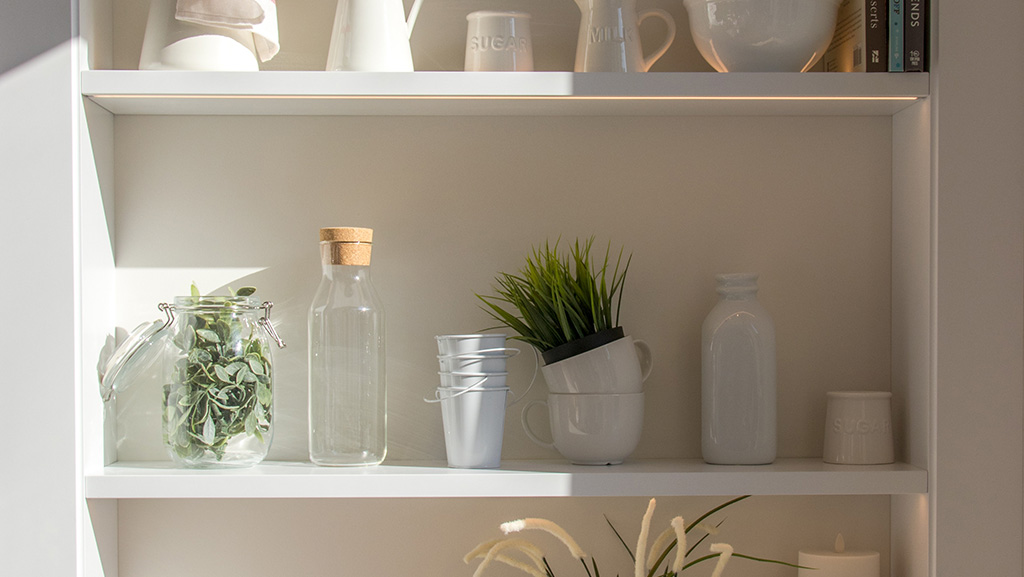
[541,336,653,394]
[465,11,534,71]
[823,391,894,465]
[440,386,510,468]
[521,392,644,465]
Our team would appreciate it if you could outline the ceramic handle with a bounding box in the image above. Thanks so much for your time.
[638,8,676,72]
[633,339,654,382]
[521,399,555,450]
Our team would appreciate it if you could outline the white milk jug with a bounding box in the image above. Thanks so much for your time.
[327,0,426,71]
[574,0,676,72]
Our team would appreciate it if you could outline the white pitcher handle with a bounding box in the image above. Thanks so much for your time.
[407,0,426,38]
[638,8,676,72]
[633,339,654,382]
[521,399,555,450]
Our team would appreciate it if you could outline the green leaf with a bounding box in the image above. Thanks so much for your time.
[256,381,272,406]
[247,356,265,376]
[196,329,220,343]
[201,418,215,445]
[234,286,257,296]
[184,326,197,350]
[190,283,201,298]
[244,412,256,437]
[213,365,232,383]
[606,515,635,563]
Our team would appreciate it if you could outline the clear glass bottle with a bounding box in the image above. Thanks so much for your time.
[308,227,387,466]
[701,273,777,465]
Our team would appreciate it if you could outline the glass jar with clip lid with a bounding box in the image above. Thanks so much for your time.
[100,289,286,468]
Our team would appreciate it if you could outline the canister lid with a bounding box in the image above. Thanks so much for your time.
[320,227,373,244]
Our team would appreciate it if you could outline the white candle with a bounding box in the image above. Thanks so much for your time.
[798,534,880,577]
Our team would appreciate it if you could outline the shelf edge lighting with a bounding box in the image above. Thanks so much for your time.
[90,94,922,102]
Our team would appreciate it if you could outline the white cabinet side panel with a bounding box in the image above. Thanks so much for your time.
[0,41,78,577]
[933,1,1024,576]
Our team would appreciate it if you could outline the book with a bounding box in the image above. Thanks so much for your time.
[865,0,888,72]
[889,0,903,71]
[904,0,927,71]
[823,0,888,72]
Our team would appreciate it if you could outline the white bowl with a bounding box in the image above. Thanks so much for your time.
[682,0,841,72]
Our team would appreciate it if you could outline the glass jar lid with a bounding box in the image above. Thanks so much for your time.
[98,314,171,402]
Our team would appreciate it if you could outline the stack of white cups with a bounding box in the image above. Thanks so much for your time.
[522,336,653,465]
[435,334,518,468]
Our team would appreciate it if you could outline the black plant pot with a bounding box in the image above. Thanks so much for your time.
[540,327,625,366]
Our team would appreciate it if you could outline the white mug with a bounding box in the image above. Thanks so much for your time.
[522,392,644,465]
[465,11,534,71]
[823,391,894,464]
[541,336,653,394]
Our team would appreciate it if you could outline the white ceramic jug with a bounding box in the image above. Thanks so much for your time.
[327,0,426,71]
[574,0,676,72]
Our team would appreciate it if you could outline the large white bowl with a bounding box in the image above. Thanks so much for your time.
[683,0,841,72]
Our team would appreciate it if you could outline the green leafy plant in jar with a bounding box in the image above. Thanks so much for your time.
[162,285,281,468]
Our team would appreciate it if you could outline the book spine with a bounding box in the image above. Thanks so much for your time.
[889,0,903,71]
[904,0,927,71]
[865,0,888,72]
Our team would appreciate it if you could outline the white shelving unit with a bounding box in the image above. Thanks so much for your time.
[79,71,931,518]
[5,1,1017,576]
[87,459,927,499]
[82,70,928,116]
[75,73,932,577]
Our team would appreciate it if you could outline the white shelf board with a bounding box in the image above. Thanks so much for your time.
[81,70,929,116]
[86,458,926,499]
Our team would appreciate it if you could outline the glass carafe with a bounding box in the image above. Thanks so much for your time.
[308,227,387,466]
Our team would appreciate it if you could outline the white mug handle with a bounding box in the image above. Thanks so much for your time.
[521,399,555,450]
[634,339,654,382]
[638,8,676,72]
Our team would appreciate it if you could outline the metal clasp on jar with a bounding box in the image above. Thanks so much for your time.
[157,300,286,348]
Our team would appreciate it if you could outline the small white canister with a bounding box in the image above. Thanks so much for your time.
[465,11,534,71]
[823,391,894,465]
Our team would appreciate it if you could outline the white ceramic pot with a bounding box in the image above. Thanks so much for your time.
[682,0,841,72]
[521,392,644,465]
[541,336,653,394]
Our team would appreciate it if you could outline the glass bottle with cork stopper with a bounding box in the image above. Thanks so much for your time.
[308,227,387,466]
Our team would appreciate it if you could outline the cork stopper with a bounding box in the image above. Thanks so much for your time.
[319,227,373,266]
[320,227,373,243]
